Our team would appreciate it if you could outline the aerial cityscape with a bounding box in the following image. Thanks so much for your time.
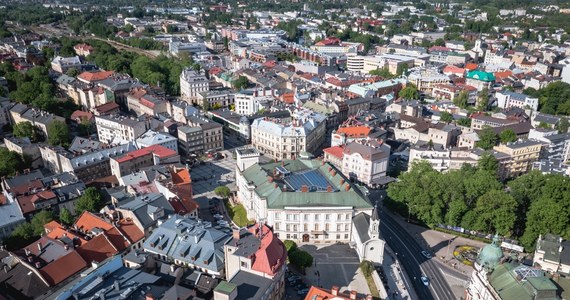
[0,0,569,299]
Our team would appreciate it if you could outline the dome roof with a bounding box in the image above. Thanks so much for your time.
[477,234,503,272]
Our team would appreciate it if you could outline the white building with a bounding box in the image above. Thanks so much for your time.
[235,148,376,245]
[341,140,390,186]
[95,115,149,144]
[234,92,274,116]
[135,129,179,153]
[180,69,209,103]
[495,90,539,111]
[351,206,385,265]
[251,109,326,160]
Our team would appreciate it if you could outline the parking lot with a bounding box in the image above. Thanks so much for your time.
[285,243,371,298]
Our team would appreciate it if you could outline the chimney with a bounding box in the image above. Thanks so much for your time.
[233,228,241,240]
[350,291,357,300]
[301,185,308,192]
[332,170,336,177]
[328,167,332,172]
[268,176,273,183]
[331,286,339,296]
[340,178,345,185]
[274,183,278,188]
[327,185,332,192]
[345,184,351,191]
[145,293,155,300]
[37,242,42,252]
[114,280,121,291]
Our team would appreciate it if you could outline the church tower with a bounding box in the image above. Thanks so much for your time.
[368,204,380,239]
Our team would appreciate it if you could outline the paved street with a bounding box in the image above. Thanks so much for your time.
[368,190,458,300]
[189,150,236,197]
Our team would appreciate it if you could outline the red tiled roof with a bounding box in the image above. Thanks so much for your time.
[77,233,118,263]
[315,37,341,46]
[74,211,114,232]
[46,226,88,246]
[263,60,277,68]
[494,70,513,79]
[281,93,295,104]
[429,46,452,52]
[336,126,371,137]
[74,43,93,51]
[117,219,145,244]
[323,146,345,159]
[39,251,88,286]
[248,224,286,276]
[44,220,62,233]
[443,65,466,75]
[171,168,191,185]
[11,180,43,196]
[465,63,478,71]
[94,102,120,114]
[104,227,129,251]
[30,190,56,203]
[209,67,223,75]
[129,87,148,99]
[77,71,114,82]
[70,110,94,122]
[114,145,177,163]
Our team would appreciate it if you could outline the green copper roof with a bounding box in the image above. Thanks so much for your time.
[241,158,373,210]
[489,263,558,300]
[478,234,503,272]
[467,70,496,82]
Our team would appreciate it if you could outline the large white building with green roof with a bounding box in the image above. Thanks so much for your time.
[465,235,560,300]
[235,147,375,244]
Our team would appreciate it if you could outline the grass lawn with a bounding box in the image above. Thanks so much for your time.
[364,272,380,299]
[224,199,253,227]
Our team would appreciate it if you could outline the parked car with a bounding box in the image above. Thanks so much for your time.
[287,275,301,283]
[421,251,432,259]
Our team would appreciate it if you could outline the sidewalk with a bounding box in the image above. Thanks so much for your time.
[381,246,418,300]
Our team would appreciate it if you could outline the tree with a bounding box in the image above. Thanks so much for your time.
[289,249,313,270]
[369,67,393,78]
[223,36,229,50]
[47,120,70,147]
[477,88,489,111]
[284,240,297,253]
[434,38,446,46]
[398,84,419,100]
[65,68,79,77]
[478,153,499,174]
[440,111,454,123]
[214,186,231,198]
[60,207,74,225]
[75,187,103,214]
[499,129,517,144]
[558,117,569,133]
[453,91,469,108]
[457,117,471,127]
[396,64,409,76]
[31,210,54,236]
[0,148,28,178]
[13,121,41,142]
[537,121,551,129]
[232,76,250,90]
[475,127,498,150]
[468,190,518,235]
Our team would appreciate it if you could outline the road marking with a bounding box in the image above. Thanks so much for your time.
[383,224,441,300]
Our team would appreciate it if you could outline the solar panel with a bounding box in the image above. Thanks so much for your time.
[283,169,336,192]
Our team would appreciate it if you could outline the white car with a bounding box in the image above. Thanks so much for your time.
[421,276,430,286]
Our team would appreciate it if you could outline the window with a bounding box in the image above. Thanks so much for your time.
[346,213,351,220]
[274,212,281,220]
[337,224,342,231]
[293,225,298,231]
[325,224,330,231]
[304,224,308,231]
[286,224,290,231]
[286,234,291,239]
[275,222,280,230]
[315,214,320,221]
[344,234,349,239]
[325,214,330,221]
[286,214,292,221]
[336,234,341,239]
[241,261,248,268]
[337,213,342,220]
[314,224,319,231]
[345,224,350,231]
[304,214,309,221]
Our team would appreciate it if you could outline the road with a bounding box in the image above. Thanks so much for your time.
[370,192,458,300]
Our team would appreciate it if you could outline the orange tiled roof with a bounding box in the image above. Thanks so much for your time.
[39,251,88,286]
[77,71,114,82]
[74,211,114,232]
[44,220,62,232]
[117,219,145,244]
[465,63,478,71]
[336,126,371,137]
[494,70,513,79]
[323,146,345,159]
[248,224,286,276]
[46,226,88,246]
[77,233,118,263]
[171,167,191,185]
